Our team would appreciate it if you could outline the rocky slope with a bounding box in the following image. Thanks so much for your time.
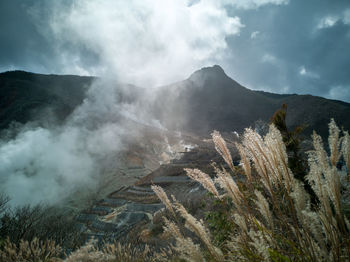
[74,132,239,244]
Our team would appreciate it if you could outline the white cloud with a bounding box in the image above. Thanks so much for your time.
[47,0,244,87]
[317,9,350,29]
[317,16,339,29]
[327,85,350,101]
[299,66,319,79]
[223,0,289,10]
[251,85,290,94]
[261,53,277,64]
[251,31,260,39]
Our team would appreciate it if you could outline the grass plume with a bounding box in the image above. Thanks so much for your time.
[154,119,350,261]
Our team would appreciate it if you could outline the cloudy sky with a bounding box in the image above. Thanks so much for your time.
[1,0,350,102]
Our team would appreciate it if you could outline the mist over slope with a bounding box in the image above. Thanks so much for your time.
[2,66,349,138]
[1,65,349,206]
[0,74,171,206]
[0,71,93,132]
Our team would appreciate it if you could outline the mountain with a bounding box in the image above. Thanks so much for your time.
[154,65,350,138]
[1,66,350,247]
[0,70,93,130]
[1,66,349,138]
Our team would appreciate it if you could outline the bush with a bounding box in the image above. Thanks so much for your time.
[0,204,83,251]
[0,237,61,262]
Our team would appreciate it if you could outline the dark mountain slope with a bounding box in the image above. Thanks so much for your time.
[0,70,93,130]
[154,65,275,134]
[1,67,349,138]
[154,65,350,138]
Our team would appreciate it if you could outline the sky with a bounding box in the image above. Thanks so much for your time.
[0,0,350,102]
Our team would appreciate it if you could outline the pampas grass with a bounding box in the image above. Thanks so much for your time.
[2,119,350,261]
[154,119,350,261]
[184,168,220,198]
[0,237,61,262]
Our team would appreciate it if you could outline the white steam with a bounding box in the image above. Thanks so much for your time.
[1,0,287,206]
[0,80,129,206]
[48,0,244,86]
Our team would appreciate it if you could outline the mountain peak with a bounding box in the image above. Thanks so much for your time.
[187,65,245,89]
[200,64,226,74]
[188,65,228,81]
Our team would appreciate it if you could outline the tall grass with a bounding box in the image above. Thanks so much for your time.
[1,119,349,261]
[154,119,350,261]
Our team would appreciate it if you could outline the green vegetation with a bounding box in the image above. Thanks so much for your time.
[204,197,235,247]
[270,104,318,205]
[270,104,308,182]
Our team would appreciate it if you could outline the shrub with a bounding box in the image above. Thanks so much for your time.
[0,204,83,250]
[0,237,61,262]
[63,240,163,262]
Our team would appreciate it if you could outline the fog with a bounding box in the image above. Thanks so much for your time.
[0,0,279,205]
[40,0,244,86]
[0,79,131,206]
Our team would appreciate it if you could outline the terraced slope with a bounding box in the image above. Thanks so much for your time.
[75,134,238,243]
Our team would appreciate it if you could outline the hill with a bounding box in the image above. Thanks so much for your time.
[154,65,350,138]
[1,66,349,138]
[0,70,93,130]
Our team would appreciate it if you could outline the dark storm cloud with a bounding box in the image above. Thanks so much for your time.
[224,0,350,102]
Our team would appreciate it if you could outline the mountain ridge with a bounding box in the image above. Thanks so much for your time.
[1,66,349,138]
[153,65,350,137]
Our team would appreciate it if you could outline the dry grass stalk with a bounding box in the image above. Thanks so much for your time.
[308,132,344,221]
[212,130,234,171]
[342,131,350,177]
[254,190,274,229]
[151,185,176,217]
[155,120,350,261]
[172,201,224,261]
[162,217,204,262]
[184,168,220,198]
[64,240,111,262]
[102,242,152,262]
[64,240,153,262]
[0,237,61,262]
[213,166,244,213]
[329,118,342,166]
[235,142,252,183]
[265,124,294,191]
[242,128,277,197]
